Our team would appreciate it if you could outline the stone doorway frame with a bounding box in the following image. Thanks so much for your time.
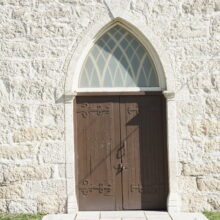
[64,11,179,213]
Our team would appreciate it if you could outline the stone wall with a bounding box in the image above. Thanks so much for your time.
[0,0,219,213]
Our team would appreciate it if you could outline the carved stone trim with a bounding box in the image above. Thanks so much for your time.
[163,90,175,100]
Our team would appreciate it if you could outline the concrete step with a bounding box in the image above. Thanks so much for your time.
[42,211,208,220]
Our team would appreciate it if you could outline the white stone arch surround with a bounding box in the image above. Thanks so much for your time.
[64,10,179,213]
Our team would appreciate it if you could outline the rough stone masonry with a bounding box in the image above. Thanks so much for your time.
[0,0,219,214]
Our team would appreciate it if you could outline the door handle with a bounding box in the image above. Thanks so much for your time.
[113,163,128,172]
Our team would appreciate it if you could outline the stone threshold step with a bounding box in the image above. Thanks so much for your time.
[42,211,208,220]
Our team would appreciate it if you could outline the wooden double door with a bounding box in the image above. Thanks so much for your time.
[75,94,168,211]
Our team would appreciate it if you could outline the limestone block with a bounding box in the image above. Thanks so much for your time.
[178,176,198,192]
[208,195,220,210]
[212,39,220,57]
[23,179,66,198]
[0,144,35,160]
[215,0,220,11]
[33,105,64,127]
[179,60,207,75]
[178,139,204,162]
[37,194,66,213]
[197,177,220,191]
[45,38,73,49]
[169,18,209,39]
[188,119,220,137]
[8,199,37,214]
[0,60,30,77]
[205,96,220,118]
[1,41,42,58]
[11,7,30,20]
[13,126,64,143]
[10,79,55,102]
[182,0,215,15]
[183,42,211,57]
[209,59,220,74]
[42,23,73,38]
[0,104,32,128]
[0,166,3,183]
[181,193,212,212]
[4,166,52,182]
[42,5,72,22]
[0,130,11,145]
[38,142,65,164]
[31,59,63,80]
[211,15,220,39]
[204,138,220,152]
[0,0,34,6]
[177,98,204,119]
[188,74,216,93]
[0,80,9,104]
[57,164,66,178]
[0,20,27,39]
[0,183,23,199]
[0,200,7,212]
[0,6,12,22]
[182,162,220,175]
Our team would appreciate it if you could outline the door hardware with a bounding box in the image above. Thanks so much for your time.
[114,163,128,172]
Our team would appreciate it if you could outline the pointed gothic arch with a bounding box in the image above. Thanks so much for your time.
[64,17,179,213]
[79,24,161,90]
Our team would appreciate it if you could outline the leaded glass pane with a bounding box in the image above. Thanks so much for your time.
[79,25,159,88]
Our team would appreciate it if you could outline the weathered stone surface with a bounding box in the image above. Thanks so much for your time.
[182,0,216,15]
[0,104,32,128]
[31,59,62,79]
[178,139,204,162]
[37,194,66,213]
[23,179,66,198]
[204,139,220,152]
[0,183,23,199]
[197,177,220,191]
[0,60,30,77]
[33,105,64,126]
[0,20,27,39]
[208,195,220,210]
[4,166,52,182]
[182,162,220,175]
[9,79,55,102]
[0,0,219,214]
[0,0,34,6]
[178,176,198,192]
[12,126,64,143]
[0,200,7,212]
[8,199,37,214]
[0,144,34,160]
[211,15,220,39]
[38,142,65,164]
[188,120,220,137]
[0,79,9,104]
[181,193,213,212]
[205,96,220,118]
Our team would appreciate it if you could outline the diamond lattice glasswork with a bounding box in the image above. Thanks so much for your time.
[79,25,159,88]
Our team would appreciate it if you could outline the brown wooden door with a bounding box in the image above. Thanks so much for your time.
[75,95,168,211]
[75,96,122,210]
[120,96,168,210]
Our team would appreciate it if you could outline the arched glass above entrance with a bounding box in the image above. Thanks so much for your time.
[79,25,160,90]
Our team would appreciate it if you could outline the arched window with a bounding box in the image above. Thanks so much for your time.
[79,25,159,89]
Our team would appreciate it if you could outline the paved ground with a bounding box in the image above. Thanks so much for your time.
[42,211,208,220]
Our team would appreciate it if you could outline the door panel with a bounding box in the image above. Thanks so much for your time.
[120,96,168,210]
[75,96,122,210]
[75,95,168,211]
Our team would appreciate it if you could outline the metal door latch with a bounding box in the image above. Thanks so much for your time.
[114,163,128,173]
